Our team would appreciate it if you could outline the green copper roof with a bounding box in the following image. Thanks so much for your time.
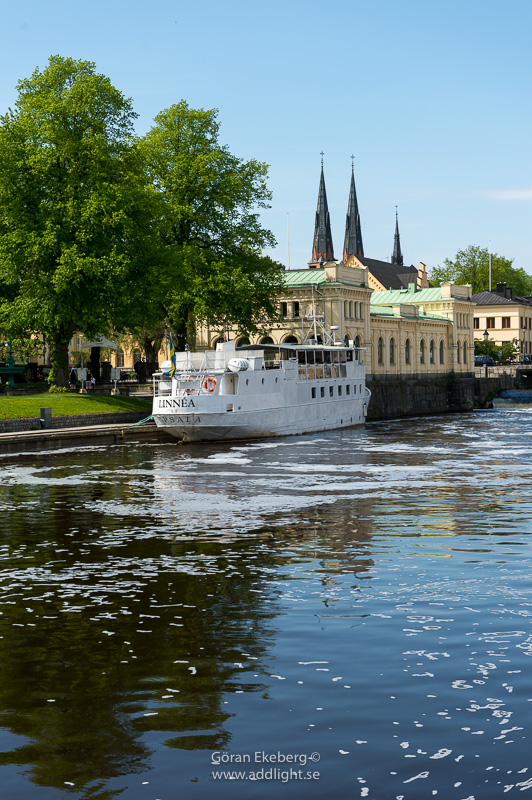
[370,306,449,322]
[283,269,331,287]
[370,287,445,304]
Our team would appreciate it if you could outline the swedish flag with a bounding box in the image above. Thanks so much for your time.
[163,333,176,377]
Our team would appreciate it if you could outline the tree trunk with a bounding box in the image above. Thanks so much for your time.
[48,332,72,387]
[89,346,101,382]
[142,333,164,378]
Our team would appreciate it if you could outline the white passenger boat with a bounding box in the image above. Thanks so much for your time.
[152,340,370,442]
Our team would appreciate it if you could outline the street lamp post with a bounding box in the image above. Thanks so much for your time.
[483,330,489,378]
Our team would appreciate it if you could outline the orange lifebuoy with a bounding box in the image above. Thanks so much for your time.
[203,377,216,392]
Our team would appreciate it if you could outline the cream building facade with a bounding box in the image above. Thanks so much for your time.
[196,263,474,378]
[472,283,532,359]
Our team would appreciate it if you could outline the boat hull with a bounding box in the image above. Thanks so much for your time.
[153,398,368,442]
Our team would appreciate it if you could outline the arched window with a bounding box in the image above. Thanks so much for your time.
[439,340,444,364]
[284,335,299,344]
[457,341,461,363]
[463,341,467,363]
[260,336,274,344]
[354,335,361,349]
[420,339,425,364]
[390,337,395,365]
[429,339,435,364]
[236,337,250,347]
[405,338,411,365]
[378,337,384,365]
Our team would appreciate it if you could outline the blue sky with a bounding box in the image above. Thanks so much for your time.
[1,0,531,275]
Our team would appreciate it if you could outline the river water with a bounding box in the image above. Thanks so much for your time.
[1,407,532,799]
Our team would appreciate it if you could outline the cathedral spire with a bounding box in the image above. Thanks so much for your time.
[343,158,364,261]
[391,207,403,266]
[308,154,335,267]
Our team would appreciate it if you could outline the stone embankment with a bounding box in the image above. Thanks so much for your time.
[366,373,514,421]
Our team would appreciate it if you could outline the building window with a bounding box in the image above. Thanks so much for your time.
[439,340,444,364]
[419,340,425,364]
[473,317,479,329]
[293,302,300,318]
[429,339,435,364]
[355,335,361,349]
[280,302,288,318]
[390,337,395,365]
[378,337,384,365]
[116,349,125,368]
[486,317,495,329]
[457,341,461,363]
[502,317,511,329]
[405,338,411,365]
[463,341,467,363]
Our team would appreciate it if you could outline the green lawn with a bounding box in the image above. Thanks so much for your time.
[0,393,152,420]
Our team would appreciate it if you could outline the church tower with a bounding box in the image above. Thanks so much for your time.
[308,156,335,268]
[343,160,364,261]
[391,208,403,267]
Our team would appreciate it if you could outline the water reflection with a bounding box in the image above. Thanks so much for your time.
[1,410,532,797]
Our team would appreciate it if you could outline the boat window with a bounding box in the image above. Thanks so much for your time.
[338,385,342,396]
[339,351,347,362]
[298,351,306,365]
[320,387,325,398]
[315,350,323,364]
[332,351,340,363]
[329,386,334,397]
[324,351,332,364]
[306,351,315,364]
[346,385,351,395]
[311,387,316,399]
[346,351,353,362]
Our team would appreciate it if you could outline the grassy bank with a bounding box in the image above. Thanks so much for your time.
[0,393,152,420]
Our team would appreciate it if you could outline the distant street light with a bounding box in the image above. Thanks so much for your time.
[483,330,489,377]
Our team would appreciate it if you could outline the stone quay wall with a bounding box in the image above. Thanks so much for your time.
[0,410,148,434]
[366,372,514,421]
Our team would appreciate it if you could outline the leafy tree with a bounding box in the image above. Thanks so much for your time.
[139,102,284,349]
[474,337,519,362]
[430,245,532,296]
[0,56,156,386]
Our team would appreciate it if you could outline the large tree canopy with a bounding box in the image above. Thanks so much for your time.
[430,245,532,296]
[139,102,284,349]
[0,55,155,385]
